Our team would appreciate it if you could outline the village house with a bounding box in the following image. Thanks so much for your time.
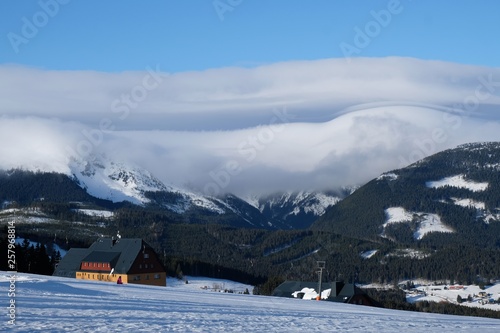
[53,237,167,287]
[272,281,379,306]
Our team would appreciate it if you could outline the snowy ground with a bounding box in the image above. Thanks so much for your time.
[166,276,253,294]
[383,207,454,240]
[426,175,489,192]
[406,283,500,311]
[1,273,500,332]
[72,209,115,218]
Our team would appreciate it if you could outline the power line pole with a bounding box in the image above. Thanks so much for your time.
[317,261,325,300]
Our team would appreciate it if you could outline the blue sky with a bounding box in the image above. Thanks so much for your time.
[1,0,499,72]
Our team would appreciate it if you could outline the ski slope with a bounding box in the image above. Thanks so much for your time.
[1,273,500,332]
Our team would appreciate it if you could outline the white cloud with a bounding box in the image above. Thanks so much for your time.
[1,57,500,196]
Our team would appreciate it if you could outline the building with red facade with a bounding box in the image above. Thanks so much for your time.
[53,237,166,287]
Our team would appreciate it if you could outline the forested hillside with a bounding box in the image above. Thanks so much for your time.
[313,142,500,247]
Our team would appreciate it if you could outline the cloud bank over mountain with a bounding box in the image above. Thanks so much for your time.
[1,57,500,195]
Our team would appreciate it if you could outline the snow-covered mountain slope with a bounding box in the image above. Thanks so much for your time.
[1,156,348,229]
[66,155,248,216]
[382,207,454,240]
[2,272,499,332]
[255,191,345,228]
[313,142,500,244]
[70,155,168,205]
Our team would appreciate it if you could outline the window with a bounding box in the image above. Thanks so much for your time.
[144,253,149,259]
[154,274,160,279]
[146,275,149,280]
[134,275,141,281]
[139,264,142,269]
[145,264,148,269]
[151,264,154,268]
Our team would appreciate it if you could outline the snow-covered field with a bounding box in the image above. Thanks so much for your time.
[166,276,253,294]
[1,273,500,332]
[451,198,486,210]
[406,283,500,311]
[73,209,115,218]
[426,175,489,192]
[360,249,378,259]
[383,207,454,240]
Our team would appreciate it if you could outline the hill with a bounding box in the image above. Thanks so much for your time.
[313,142,500,245]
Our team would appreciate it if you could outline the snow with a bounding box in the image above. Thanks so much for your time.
[1,272,500,332]
[377,172,398,181]
[73,209,115,218]
[0,213,57,224]
[263,191,341,217]
[70,155,228,214]
[406,282,500,312]
[384,207,413,225]
[426,175,489,192]
[483,210,500,224]
[240,195,260,210]
[71,158,168,205]
[383,207,454,240]
[451,198,486,210]
[291,287,331,300]
[288,206,301,216]
[0,207,46,217]
[360,250,378,259]
[189,194,225,214]
[302,193,341,216]
[0,208,22,215]
[385,248,430,260]
[167,276,253,294]
[414,213,454,240]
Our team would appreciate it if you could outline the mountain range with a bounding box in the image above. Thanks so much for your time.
[0,153,345,230]
[2,142,500,286]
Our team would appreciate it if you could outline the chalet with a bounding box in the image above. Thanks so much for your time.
[272,281,379,307]
[53,237,166,287]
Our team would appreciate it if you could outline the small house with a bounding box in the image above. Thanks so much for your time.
[53,237,166,287]
[272,280,379,306]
